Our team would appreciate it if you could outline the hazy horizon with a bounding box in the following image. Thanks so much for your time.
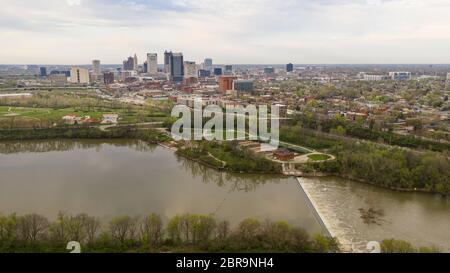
[1,0,450,64]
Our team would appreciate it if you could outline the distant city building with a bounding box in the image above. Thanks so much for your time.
[286,63,294,72]
[147,53,158,75]
[219,76,236,93]
[203,58,213,70]
[447,72,450,81]
[389,71,412,81]
[50,70,70,77]
[134,54,138,71]
[264,67,275,75]
[143,62,148,73]
[214,68,223,76]
[198,69,211,78]
[92,60,101,75]
[164,51,171,73]
[364,74,389,81]
[170,53,184,83]
[103,72,115,85]
[70,67,90,84]
[123,57,135,71]
[49,74,67,86]
[233,80,254,93]
[224,65,233,75]
[184,61,198,78]
[39,67,47,77]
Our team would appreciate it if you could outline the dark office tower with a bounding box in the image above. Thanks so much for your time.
[198,69,211,78]
[170,53,184,83]
[103,72,115,85]
[286,63,294,72]
[224,65,233,75]
[40,67,47,77]
[214,68,223,76]
[123,56,135,71]
[164,51,172,73]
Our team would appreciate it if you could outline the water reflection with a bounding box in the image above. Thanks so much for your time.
[0,139,321,234]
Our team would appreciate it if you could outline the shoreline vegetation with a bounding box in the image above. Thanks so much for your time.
[0,212,439,253]
[0,126,448,197]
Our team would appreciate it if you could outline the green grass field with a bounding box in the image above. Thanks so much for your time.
[307,153,332,161]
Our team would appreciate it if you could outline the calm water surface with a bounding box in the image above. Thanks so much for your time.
[0,139,321,233]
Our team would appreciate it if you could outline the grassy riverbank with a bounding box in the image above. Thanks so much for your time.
[176,141,282,174]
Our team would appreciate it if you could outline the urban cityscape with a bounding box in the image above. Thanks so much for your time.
[0,0,449,262]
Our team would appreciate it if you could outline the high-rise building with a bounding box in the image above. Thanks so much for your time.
[134,54,138,71]
[233,80,254,93]
[198,69,211,78]
[224,65,233,75]
[214,68,223,76]
[446,72,450,81]
[123,57,135,71]
[286,63,294,72]
[184,61,198,78]
[389,72,411,81]
[218,76,236,93]
[40,67,47,77]
[70,67,90,84]
[103,72,115,85]
[147,53,158,75]
[92,60,101,75]
[164,51,172,73]
[170,53,184,83]
[264,67,275,75]
[204,58,213,70]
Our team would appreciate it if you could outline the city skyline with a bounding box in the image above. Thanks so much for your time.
[1,0,450,64]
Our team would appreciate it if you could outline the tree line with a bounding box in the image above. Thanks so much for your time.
[0,212,340,253]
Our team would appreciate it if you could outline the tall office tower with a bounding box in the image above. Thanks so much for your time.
[286,63,294,72]
[224,65,233,75]
[134,54,138,71]
[92,60,101,76]
[214,68,223,76]
[204,58,213,70]
[123,57,135,71]
[103,72,115,85]
[147,53,158,75]
[164,51,172,73]
[40,67,47,77]
[170,53,184,83]
[447,72,450,81]
[70,67,90,84]
[218,76,236,93]
[184,61,198,78]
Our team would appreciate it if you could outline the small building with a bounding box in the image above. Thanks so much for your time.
[62,114,77,125]
[102,114,119,124]
[273,149,296,161]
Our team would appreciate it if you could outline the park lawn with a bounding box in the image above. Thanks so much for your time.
[307,154,332,161]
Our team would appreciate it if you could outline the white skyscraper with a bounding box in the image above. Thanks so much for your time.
[184,61,198,78]
[147,53,158,75]
[133,54,138,71]
[92,60,101,76]
[70,67,90,84]
[447,72,450,81]
[203,58,213,70]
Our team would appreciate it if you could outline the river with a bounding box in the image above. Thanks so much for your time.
[0,139,448,252]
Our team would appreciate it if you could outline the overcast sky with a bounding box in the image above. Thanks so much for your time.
[1,0,450,65]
